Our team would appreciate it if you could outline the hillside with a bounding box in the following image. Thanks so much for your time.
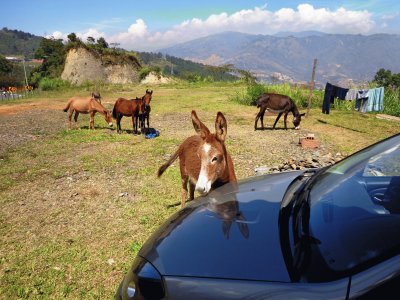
[161,31,400,86]
[0,27,42,58]
[136,51,237,81]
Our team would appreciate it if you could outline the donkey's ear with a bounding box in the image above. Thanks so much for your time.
[191,110,210,139]
[215,112,227,142]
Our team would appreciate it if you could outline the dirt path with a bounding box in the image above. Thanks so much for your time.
[0,104,65,156]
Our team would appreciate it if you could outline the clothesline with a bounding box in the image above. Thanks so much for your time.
[322,82,384,114]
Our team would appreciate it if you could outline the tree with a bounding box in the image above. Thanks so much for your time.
[373,68,400,89]
[87,36,95,45]
[96,37,108,49]
[0,55,13,74]
[0,55,23,86]
[374,68,392,87]
[67,32,78,43]
[30,37,66,85]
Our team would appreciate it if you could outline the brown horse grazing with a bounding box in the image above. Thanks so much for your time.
[254,93,305,130]
[158,110,237,207]
[63,96,113,130]
[141,89,153,130]
[112,97,144,134]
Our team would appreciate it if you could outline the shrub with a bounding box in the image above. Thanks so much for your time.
[39,77,71,91]
[229,83,266,106]
[383,88,400,117]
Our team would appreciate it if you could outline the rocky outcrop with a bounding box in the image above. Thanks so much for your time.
[140,72,174,85]
[61,47,140,85]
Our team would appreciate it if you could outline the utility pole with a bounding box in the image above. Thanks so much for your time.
[307,58,317,117]
[22,58,28,87]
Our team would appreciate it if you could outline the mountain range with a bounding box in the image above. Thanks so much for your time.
[161,31,400,87]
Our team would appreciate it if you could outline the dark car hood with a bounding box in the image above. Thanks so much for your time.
[139,171,305,282]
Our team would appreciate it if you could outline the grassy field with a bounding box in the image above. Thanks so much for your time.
[0,82,399,299]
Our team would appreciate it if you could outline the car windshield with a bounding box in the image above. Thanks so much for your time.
[302,134,400,282]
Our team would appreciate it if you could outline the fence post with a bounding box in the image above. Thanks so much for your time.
[307,58,317,117]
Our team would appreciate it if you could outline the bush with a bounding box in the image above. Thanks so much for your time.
[383,88,400,117]
[229,83,266,106]
[39,77,71,91]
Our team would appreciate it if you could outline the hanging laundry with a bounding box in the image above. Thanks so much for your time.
[367,87,385,112]
[355,90,369,113]
[322,82,349,114]
[345,89,358,100]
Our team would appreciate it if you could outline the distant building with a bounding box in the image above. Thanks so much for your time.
[5,56,22,62]
[29,59,44,64]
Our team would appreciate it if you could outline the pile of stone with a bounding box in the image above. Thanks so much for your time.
[255,151,345,176]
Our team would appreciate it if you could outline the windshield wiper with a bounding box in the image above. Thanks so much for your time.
[280,168,325,282]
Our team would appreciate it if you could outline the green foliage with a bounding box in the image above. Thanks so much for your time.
[86,36,95,45]
[383,88,400,117]
[67,33,78,43]
[0,54,26,86]
[96,37,109,49]
[0,27,42,59]
[374,68,400,88]
[0,54,12,74]
[136,52,237,82]
[38,77,71,91]
[230,83,266,105]
[30,37,66,86]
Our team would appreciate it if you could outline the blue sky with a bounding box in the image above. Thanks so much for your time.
[2,1,399,51]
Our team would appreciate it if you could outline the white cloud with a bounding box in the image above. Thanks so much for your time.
[46,31,65,40]
[78,28,105,41]
[47,28,105,42]
[51,4,376,51]
[381,12,400,20]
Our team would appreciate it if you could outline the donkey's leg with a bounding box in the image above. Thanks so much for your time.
[116,115,122,133]
[89,112,95,129]
[74,112,80,129]
[181,176,189,207]
[260,108,266,130]
[131,115,137,134]
[189,182,195,201]
[68,110,73,129]
[254,110,261,130]
[273,112,283,129]
[146,113,150,128]
[283,112,289,129]
[254,107,265,130]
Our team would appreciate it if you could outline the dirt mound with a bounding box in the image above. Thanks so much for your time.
[141,72,174,85]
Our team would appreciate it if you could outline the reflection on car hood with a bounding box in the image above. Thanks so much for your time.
[139,170,305,282]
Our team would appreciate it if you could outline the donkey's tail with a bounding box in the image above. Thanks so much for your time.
[157,148,180,177]
[63,100,71,112]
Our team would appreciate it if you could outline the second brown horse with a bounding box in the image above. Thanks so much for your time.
[112,97,144,134]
